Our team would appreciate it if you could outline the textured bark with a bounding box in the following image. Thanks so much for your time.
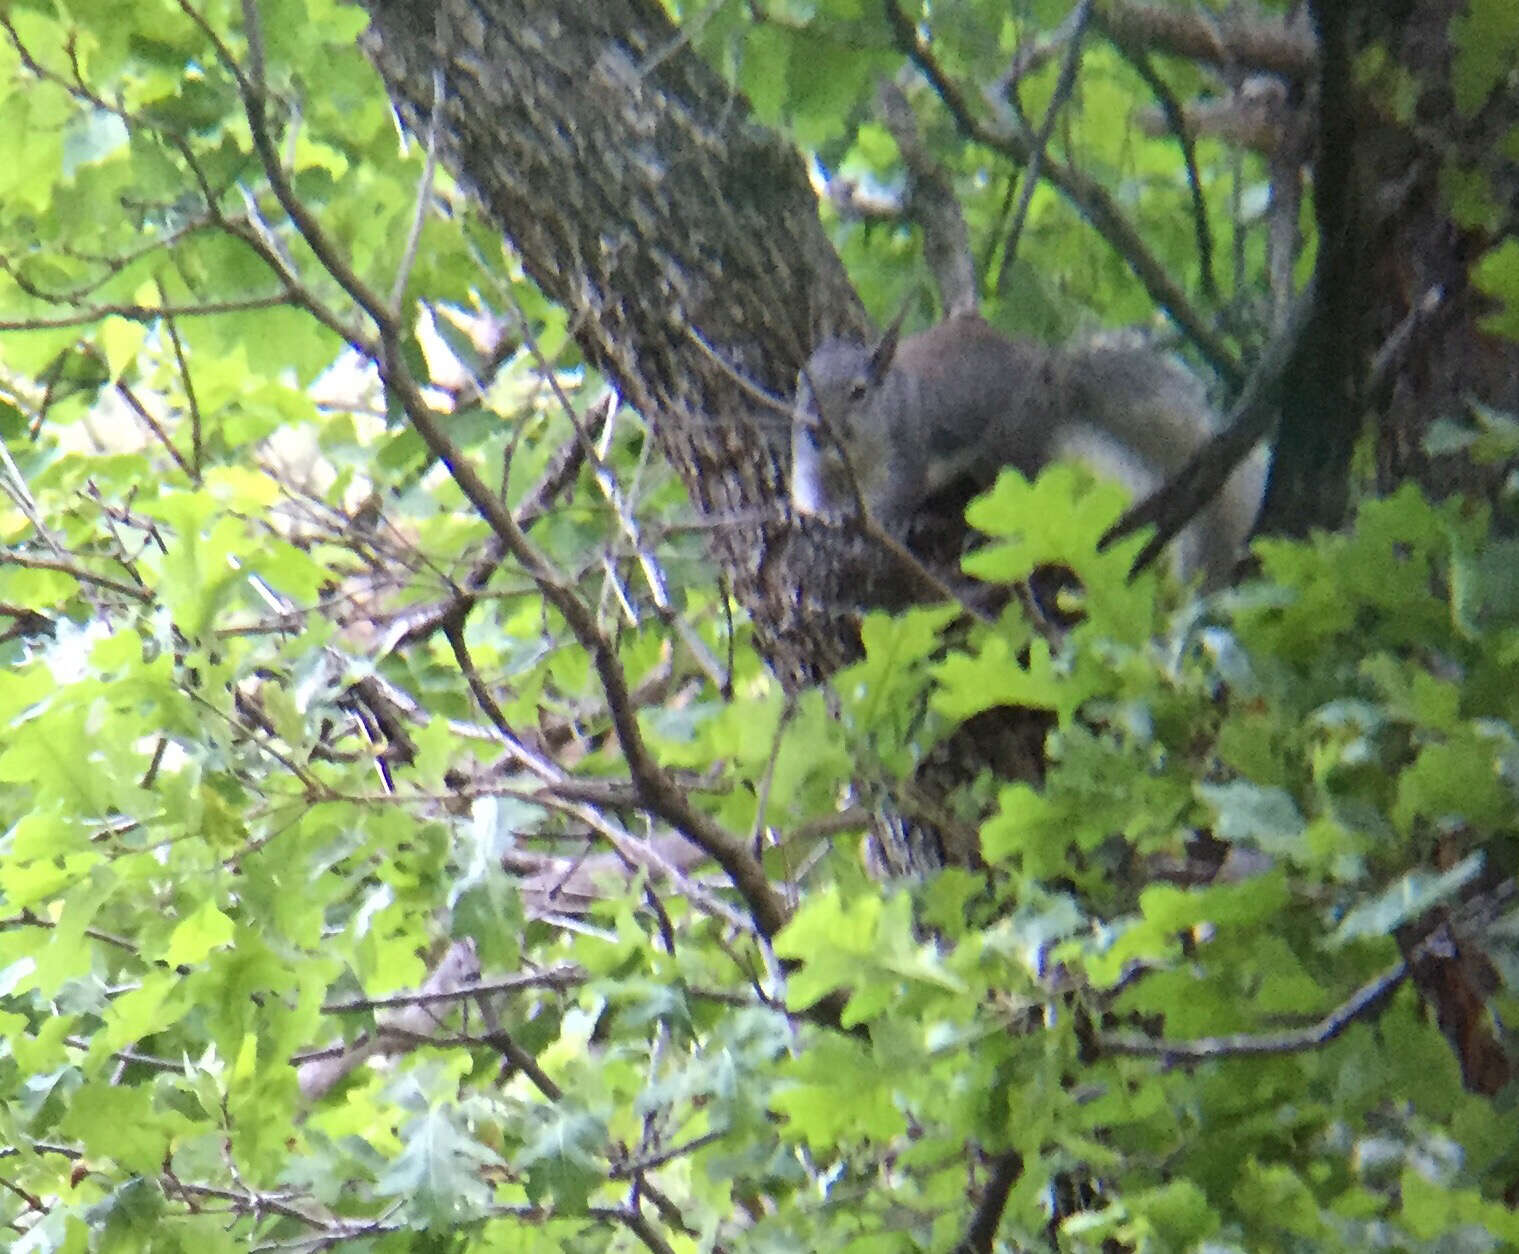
[1361,0,1519,507]
[354,0,1519,853]
[358,0,902,687]
[1255,0,1362,537]
[1259,0,1519,536]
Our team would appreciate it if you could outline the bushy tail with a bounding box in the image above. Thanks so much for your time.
[1061,344,1267,584]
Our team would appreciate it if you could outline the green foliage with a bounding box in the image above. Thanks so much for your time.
[1,0,1517,1252]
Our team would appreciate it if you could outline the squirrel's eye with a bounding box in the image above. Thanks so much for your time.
[847,380,868,402]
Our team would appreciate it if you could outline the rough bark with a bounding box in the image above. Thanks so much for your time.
[359,0,905,688]
[354,0,1519,843]
[1259,0,1519,537]
[1360,0,1519,509]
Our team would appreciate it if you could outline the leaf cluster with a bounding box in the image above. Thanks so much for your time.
[0,1,1517,1253]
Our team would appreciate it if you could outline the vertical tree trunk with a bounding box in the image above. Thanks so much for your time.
[361,0,895,686]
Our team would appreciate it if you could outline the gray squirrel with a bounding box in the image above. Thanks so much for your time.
[791,311,1267,583]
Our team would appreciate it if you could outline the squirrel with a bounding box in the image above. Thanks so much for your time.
[791,311,1267,584]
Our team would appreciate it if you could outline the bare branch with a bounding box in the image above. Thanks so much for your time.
[877,79,977,316]
[881,0,1242,387]
[319,965,584,1014]
[157,281,204,480]
[1099,960,1408,1061]
[1101,0,1316,82]
[111,377,195,482]
[297,940,482,1101]
[383,351,788,933]
[1101,279,1311,571]
[0,552,150,601]
[1103,27,1218,302]
[995,0,1095,289]
[389,64,445,312]
[0,294,297,332]
[610,1130,728,1179]
[474,990,565,1102]
[952,1149,1023,1254]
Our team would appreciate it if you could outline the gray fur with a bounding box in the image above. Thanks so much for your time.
[792,313,1266,584]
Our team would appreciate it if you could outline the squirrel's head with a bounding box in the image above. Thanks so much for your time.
[790,317,904,518]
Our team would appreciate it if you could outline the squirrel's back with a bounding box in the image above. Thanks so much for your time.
[892,316,1059,480]
[792,313,1267,583]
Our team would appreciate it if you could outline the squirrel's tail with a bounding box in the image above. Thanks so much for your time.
[1062,344,1268,585]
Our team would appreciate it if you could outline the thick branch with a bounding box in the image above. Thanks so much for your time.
[1100,0,1316,82]
[360,0,887,685]
[953,1149,1023,1254]
[1101,281,1311,571]
[1256,0,1363,536]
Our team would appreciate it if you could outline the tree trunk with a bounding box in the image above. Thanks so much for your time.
[1259,0,1519,535]
[357,0,1519,767]
[359,0,911,688]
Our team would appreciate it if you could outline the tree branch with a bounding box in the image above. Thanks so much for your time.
[877,79,977,316]
[953,1149,1023,1254]
[995,0,1095,291]
[1100,0,1316,82]
[222,0,790,939]
[883,0,1242,388]
[1098,960,1408,1061]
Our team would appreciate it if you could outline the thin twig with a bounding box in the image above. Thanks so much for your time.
[611,1129,729,1179]
[996,0,1095,288]
[883,0,1241,388]
[1098,959,1408,1061]
[223,2,784,937]
[1103,30,1217,302]
[0,294,296,332]
[476,998,564,1101]
[619,1204,681,1254]
[0,552,149,600]
[444,606,757,933]
[379,352,787,934]
[320,966,584,1014]
[389,66,445,312]
[156,280,204,479]
[112,377,195,481]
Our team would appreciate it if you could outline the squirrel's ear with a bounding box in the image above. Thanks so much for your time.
[867,302,909,383]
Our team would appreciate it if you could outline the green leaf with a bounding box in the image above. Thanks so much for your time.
[1474,238,1519,339]
[1450,0,1519,115]
[1399,1166,1519,1241]
[773,886,886,1009]
[164,899,236,967]
[58,1085,194,1175]
[1331,853,1484,946]
[514,1103,606,1213]
[90,1176,166,1247]
[1196,780,1305,855]
[1232,1160,1332,1241]
[933,629,1072,721]
[378,1104,507,1227]
[1127,1178,1219,1246]
[1450,535,1519,634]
[964,468,1157,645]
[772,1036,906,1147]
[1393,731,1512,832]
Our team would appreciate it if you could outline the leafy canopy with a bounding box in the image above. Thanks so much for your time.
[1,1,1517,1252]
